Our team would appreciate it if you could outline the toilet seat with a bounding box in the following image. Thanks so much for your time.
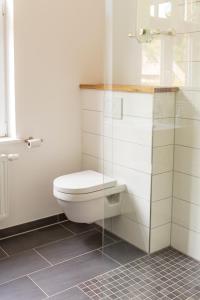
[54,170,117,195]
[54,184,125,202]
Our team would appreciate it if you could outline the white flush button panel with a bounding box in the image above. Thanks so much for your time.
[104,94,123,120]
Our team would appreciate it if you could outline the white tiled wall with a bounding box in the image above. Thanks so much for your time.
[111,0,200,260]
[81,89,153,252]
[81,89,175,253]
[150,93,175,253]
[112,0,200,88]
[172,90,200,261]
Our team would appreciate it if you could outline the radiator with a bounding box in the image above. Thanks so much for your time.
[0,153,19,220]
[0,154,8,220]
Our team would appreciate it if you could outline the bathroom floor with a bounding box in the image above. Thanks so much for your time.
[0,222,199,300]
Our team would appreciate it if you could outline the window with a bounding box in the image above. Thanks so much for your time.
[0,0,7,137]
[0,0,15,138]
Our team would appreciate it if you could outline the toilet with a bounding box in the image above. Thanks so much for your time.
[53,170,126,224]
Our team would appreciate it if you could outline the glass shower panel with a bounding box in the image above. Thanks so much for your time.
[102,0,179,257]
[102,0,153,255]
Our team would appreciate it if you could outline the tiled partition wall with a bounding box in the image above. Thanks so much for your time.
[81,89,175,253]
[169,0,200,262]
[172,91,200,261]
[150,93,175,253]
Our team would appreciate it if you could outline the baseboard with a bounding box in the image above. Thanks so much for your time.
[0,213,67,240]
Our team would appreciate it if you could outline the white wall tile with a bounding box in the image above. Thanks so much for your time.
[104,137,114,162]
[82,132,103,159]
[81,90,104,111]
[82,155,152,201]
[176,90,200,120]
[83,110,103,135]
[112,0,139,85]
[122,92,154,118]
[103,117,113,138]
[110,117,153,146]
[174,32,200,63]
[112,216,149,252]
[150,223,171,253]
[113,140,152,173]
[153,146,174,174]
[104,92,124,119]
[173,1,200,34]
[153,118,174,147]
[151,198,172,228]
[82,154,103,172]
[174,145,200,177]
[121,193,150,227]
[171,224,200,261]
[152,172,173,202]
[112,164,152,200]
[103,116,153,146]
[175,118,200,148]
[96,219,112,232]
[82,133,113,162]
[154,93,175,119]
[174,172,200,206]
[179,62,200,89]
[173,198,200,233]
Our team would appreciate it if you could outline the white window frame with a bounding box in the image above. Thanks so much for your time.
[0,0,7,137]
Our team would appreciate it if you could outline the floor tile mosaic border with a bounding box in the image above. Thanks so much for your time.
[79,248,200,300]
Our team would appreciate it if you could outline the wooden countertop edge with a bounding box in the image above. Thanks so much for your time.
[79,84,179,94]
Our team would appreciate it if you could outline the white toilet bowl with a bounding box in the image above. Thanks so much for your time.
[53,170,126,224]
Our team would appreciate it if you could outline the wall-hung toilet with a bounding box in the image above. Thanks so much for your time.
[53,170,126,224]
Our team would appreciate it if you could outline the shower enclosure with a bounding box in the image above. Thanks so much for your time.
[95,0,200,261]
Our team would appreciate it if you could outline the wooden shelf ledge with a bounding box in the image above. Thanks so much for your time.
[80,84,179,94]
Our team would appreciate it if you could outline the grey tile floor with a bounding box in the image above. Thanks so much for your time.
[79,248,200,300]
[0,221,142,299]
[0,222,199,299]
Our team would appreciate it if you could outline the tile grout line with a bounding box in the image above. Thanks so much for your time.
[152,196,173,203]
[59,223,100,237]
[172,221,200,235]
[0,234,77,258]
[59,223,76,235]
[25,246,127,299]
[27,275,50,298]
[83,152,174,177]
[38,240,120,268]
[0,263,54,289]
[83,130,175,149]
[79,248,200,300]
[174,169,200,179]
[78,252,151,286]
[0,232,120,289]
[99,250,122,266]
[151,221,171,230]
[176,143,200,150]
[33,249,54,267]
[173,196,200,208]
[0,220,69,242]
[0,246,10,258]
[76,285,93,299]
[2,247,198,300]
[34,228,100,252]
[46,285,76,299]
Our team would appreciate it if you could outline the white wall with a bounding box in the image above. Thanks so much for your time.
[0,0,105,229]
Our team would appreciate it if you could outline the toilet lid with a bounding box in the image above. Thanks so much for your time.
[54,170,117,194]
